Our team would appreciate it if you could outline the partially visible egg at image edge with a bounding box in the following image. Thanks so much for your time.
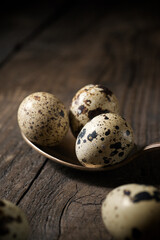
[0,199,30,240]
[101,184,160,240]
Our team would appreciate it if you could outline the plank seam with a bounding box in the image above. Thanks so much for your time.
[16,158,48,205]
[57,184,78,240]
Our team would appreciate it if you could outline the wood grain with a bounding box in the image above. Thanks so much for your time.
[0,1,160,239]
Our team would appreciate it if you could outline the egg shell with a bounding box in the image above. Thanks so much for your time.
[75,113,134,168]
[18,92,69,146]
[69,84,120,137]
[0,199,29,240]
[101,184,160,240]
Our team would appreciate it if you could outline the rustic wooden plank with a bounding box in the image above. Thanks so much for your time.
[0,1,73,65]
[0,2,160,240]
[19,4,160,239]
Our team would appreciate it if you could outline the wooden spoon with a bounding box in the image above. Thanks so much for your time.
[21,130,160,171]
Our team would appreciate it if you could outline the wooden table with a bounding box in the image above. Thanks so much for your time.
[0,1,160,239]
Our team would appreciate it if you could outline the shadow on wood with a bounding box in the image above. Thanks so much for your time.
[50,147,160,188]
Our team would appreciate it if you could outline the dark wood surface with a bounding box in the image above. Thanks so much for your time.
[0,1,160,239]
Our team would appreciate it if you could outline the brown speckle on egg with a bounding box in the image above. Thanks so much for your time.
[124,190,131,196]
[88,108,110,120]
[105,129,110,136]
[87,131,98,142]
[78,105,88,115]
[0,201,5,207]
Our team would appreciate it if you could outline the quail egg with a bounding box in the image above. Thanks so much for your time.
[75,113,134,168]
[69,84,120,137]
[0,199,29,240]
[18,92,69,146]
[101,184,160,240]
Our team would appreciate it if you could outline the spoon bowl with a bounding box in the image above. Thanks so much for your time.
[21,130,160,171]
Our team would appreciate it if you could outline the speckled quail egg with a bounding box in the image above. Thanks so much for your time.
[69,84,120,137]
[17,92,69,146]
[101,184,160,240]
[75,113,134,168]
[0,199,29,240]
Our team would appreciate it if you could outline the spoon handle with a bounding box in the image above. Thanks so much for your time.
[144,142,160,150]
